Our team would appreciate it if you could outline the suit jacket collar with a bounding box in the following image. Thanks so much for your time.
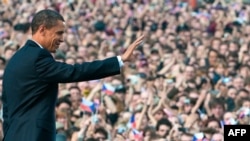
[25,40,43,49]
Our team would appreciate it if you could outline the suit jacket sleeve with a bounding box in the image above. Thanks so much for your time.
[2,89,9,133]
[35,49,120,83]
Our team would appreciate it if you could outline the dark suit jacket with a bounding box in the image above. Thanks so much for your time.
[2,40,120,141]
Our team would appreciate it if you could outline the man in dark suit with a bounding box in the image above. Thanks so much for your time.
[2,9,144,141]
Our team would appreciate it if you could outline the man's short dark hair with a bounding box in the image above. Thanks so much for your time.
[94,127,108,139]
[156,118,172,131]
[237,88,249,95]
[31,9,65,34]
[85,138,98,141]
[181,132,193,138]
[205,117,221,128]
[209,97,225,110]
[56,96,72,107]
[68,86,81,92]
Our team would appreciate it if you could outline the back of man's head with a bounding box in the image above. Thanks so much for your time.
[31,9,64,34]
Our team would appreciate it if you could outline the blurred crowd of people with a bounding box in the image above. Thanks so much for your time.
[1,0,250,141]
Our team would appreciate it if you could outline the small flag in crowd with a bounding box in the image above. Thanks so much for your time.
[224,118,237,125]
[93,98,100,106]
[132,129,143,140]
[127,114,136,129]
[238,107,250,119]
[102,83,115,95]
[80,98,96,113]
[193,133,208,141]
[220,120,224,128]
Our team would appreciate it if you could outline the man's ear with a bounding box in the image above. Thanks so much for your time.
[38,25,46,36]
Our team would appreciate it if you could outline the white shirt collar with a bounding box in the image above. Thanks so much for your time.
[31,39,43,49]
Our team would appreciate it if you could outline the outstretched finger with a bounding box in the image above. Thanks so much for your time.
[131,35,144,48]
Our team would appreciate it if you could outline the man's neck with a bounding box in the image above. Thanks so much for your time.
[32,34,44,49]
